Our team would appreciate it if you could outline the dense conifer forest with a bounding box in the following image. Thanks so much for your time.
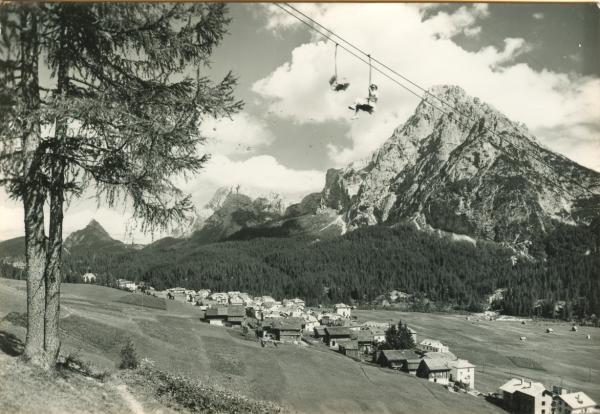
[2,221,598,320]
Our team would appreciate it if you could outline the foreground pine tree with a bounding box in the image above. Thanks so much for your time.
[0,3,242,369]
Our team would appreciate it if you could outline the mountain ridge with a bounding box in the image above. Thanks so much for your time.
[312,84,600,250]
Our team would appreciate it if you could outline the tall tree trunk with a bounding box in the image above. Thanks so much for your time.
[43,12,70,369]
[19,6,47,367]
[44,167,64,368]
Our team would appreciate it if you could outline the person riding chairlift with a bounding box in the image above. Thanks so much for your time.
[349,83,378,119]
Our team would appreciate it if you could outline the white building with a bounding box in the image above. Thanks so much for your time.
[419,339,449,353]
[117,279,137,291]
[499,378,552,414]
[554,391,597,414]
[334,303,351,318]
[82,272,96,283]
[448,359,475,389]
[196,289,211,299]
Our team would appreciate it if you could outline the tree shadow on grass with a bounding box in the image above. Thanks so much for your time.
[0,330,24,357]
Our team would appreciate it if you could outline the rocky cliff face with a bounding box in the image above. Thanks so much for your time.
[189,187,288,243]
[318,85,600,246]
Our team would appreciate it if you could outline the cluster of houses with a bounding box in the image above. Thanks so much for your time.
[172,287,478,391]
[498,379,597,414]
[107,284,597,413]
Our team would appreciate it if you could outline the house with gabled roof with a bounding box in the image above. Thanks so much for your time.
[339,340,360,360]
[204,306,229,326]
[270,318,304,342]
[377,349,421,374]
[226,305,246,326]
[324,326,352,350]
[416,353,455,385]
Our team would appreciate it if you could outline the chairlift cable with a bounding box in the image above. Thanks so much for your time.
[334,43,338,78]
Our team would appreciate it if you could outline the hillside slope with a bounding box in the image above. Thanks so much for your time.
[0,279,507,414]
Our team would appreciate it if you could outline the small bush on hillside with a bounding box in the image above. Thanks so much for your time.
[119,339,138,370]
[57,351,110,381]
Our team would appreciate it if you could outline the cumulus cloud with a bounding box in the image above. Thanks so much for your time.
[199,112,275,155]
[425,4,489,39]
[254,3,600,169]
[182,154,325,205]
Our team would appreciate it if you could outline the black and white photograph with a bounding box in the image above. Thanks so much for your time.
[0,2,599,413]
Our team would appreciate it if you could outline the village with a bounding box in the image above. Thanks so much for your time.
[113,278,598,414]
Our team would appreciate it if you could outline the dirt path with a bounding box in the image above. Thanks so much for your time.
[116,383,146,414]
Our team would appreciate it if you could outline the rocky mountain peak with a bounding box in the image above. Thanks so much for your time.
[318,84,600,247]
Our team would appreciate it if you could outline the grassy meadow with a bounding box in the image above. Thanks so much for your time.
[2,278,596,413]
[353,309,600,402]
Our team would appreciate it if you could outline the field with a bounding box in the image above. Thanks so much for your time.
[0,279,597,413]
[353,309,600,402]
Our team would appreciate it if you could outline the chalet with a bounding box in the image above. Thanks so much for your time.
[357,330,376,354]
[270,318,303,342]
[553,390,597,414]
[499,378,551,414]
[226,305,246,326]
[314,326,327,339]
[419,338,449,353]
[378,350,421,374]
[82,272,96,283]
[417,358,451,385]
[448,359,475,389]
[204,307,229,326]
[339,340,360,360]
[334,303,352,318]
[324,326,353,350]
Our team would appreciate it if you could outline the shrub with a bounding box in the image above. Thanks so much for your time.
[57,350,110,381]
[119,339,138,370]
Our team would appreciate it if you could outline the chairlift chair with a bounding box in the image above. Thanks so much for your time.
[329,44,350,92]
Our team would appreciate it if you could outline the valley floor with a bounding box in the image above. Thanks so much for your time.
[2,279,596,413]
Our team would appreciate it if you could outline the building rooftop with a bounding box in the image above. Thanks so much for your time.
[558,392,597,409]
[420,339,446,348]
[272,318,304,331]
[380,350,421,361]
[448,358,475,369]
[499,379,547,397]
[325,326,352,336]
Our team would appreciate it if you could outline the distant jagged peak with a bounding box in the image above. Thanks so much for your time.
[204,185,289,215]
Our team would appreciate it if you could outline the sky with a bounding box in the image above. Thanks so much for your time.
[1,3,599,243]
